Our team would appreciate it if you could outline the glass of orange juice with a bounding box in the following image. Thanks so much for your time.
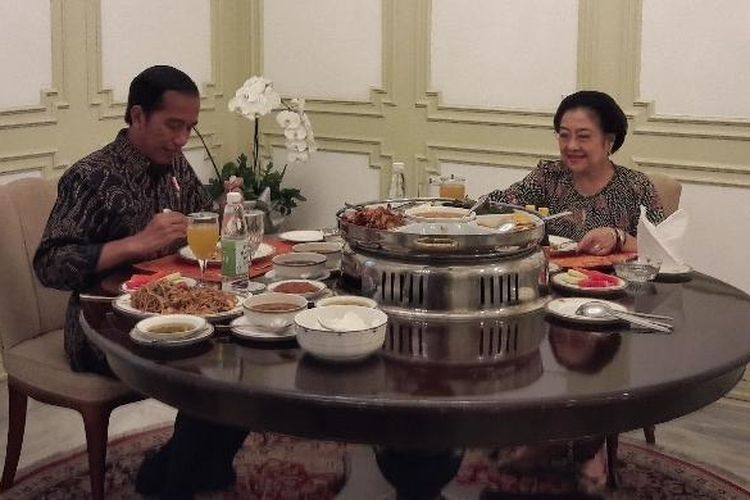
[187,212,219,285]
[439,175,466,199]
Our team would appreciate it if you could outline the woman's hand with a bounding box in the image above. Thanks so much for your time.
[578,227,619,256]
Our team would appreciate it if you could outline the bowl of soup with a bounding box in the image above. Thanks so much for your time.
[135,314,206,340]
[242,292,308,331]
[267,279,327,299]
[272,252,327,279]
[292,242,343,270]
[315,295,378,309]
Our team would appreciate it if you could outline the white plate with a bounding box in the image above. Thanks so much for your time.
[264,269,332,281]
[113,293,243,322]
[551,272,627,295]
[548,235,578,254]
[121,277,197,294]
[178,242,275,265]
[545,297,628,325]
[229,316,297,342]
[130,324,214,347]
[278,230,324,243]
[658,263,692,276]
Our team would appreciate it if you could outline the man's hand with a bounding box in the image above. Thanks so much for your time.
[131,211,188,257]
[578,227,618,256]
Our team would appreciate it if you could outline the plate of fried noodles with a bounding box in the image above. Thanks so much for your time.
[113,280,243,321]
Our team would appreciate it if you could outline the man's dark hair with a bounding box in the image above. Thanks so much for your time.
[125,65,199,124]
[553,90,628,153]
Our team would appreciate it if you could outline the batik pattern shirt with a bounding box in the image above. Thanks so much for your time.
[487,159,664,240]
[34,129,211,374]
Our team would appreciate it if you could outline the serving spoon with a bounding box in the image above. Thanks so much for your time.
[575,302,673,333]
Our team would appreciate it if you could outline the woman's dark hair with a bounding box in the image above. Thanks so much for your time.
[125,65,199,124]
[553,90,628,153]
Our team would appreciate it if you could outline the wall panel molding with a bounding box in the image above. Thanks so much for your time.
[255,0,395,118]
[0,0,67,130]
[632,157,750,188]
[87,0,221,121]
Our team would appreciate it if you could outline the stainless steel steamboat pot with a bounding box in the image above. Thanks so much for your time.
[337,198,551,365]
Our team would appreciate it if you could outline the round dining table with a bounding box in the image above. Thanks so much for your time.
[81,272,750,499]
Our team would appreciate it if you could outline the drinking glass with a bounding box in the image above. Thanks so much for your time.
[187,212,219,285]
[244,209,265,267]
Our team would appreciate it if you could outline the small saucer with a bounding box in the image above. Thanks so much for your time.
[264,269,332,281]
[130,324,214,347]
[658,263,692,276]
[229,316,297,342]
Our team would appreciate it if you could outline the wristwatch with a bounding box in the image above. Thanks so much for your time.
[614,228,626,251]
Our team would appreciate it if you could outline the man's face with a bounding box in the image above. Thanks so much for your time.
[129,90,200,166]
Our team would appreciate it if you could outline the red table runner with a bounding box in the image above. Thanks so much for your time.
[133,238,294,282]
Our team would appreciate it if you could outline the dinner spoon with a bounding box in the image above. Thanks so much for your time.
[575,302,673,333]
[580,301,674,322]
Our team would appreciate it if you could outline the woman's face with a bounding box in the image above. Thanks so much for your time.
[557,108,614,175]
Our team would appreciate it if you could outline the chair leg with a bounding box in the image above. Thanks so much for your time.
[643,425,656,445]
[605,434,619,489]
[80,405,113,500]
[1,381,28,491]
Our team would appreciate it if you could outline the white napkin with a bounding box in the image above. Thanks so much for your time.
[637,206,689,273]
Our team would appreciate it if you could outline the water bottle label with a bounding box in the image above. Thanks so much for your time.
[221,238,249,277]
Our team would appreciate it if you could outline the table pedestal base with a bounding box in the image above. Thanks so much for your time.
[374,447,465,500]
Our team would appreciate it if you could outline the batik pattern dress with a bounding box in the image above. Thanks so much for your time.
[34,129,211,374]
[487,159,665,239]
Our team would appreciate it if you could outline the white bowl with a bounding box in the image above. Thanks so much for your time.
[404,205,474,223]
[272,252,327,279]
[242,292,308,331]
[135,314,206,340]
[315,295,378,309]
[267,279,328,300]
[294,305,388,362]
[292,242,343,270]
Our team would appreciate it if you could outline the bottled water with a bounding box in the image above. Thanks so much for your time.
[388,161,405,199]
[221,192,249,291]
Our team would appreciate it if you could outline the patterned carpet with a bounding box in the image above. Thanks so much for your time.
[3,426,749,499]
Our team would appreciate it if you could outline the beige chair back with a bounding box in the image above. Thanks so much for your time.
[0,177,69,351]
[647,173,682,217]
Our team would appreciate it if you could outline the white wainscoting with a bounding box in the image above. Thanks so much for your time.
[101,0,212,101]
[0,169,44,185]
[0,0,52,109]
[263,0,382,99]
[641,0,750,119]
[442,162,750,294]
[431,0,578,110]
[272,149,380,230]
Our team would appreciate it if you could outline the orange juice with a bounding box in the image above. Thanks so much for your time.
[439,183,466,199]
[187,224,219,260]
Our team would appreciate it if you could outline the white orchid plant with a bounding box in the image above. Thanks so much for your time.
[208,76,316,215]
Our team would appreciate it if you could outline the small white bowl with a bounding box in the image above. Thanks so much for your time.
[242,292,308,331]
[272,252,327,279]
[292,242,343,270]
[315,295,378,309]
[267,279,328,300]
[294,305,388,362]
[135,314,206,340]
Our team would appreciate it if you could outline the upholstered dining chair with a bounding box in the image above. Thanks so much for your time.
[606,172,683,486]
[0,177,143,500]
[648,172,682,218]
